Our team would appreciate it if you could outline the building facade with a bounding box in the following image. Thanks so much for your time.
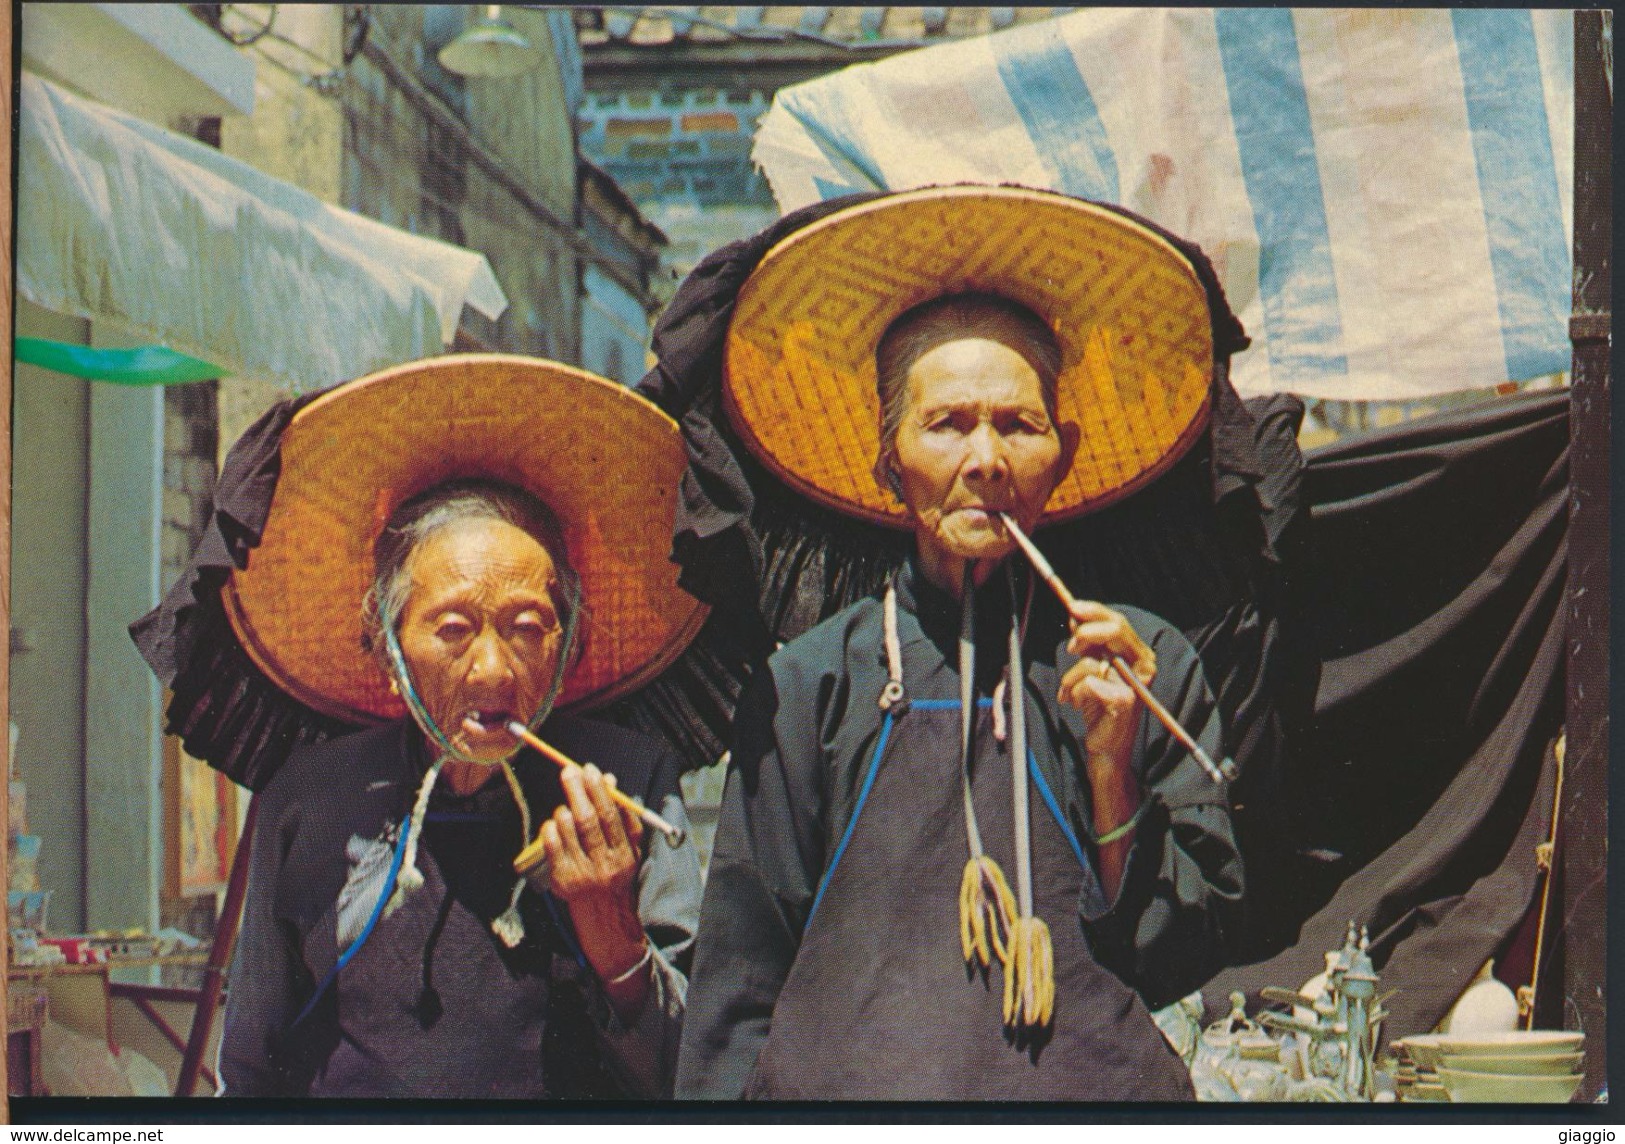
[13,3,663,951]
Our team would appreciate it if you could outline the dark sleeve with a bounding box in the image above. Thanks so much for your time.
[583,745,704,1099]
[675,657,828,1099]
[1075,613,1245,1010]
[218,784,313,1097]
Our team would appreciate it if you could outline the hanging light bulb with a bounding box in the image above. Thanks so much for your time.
[438,5,536,79]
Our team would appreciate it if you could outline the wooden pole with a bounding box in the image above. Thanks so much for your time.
[174,795,258,1097]
[1,0,16,1119]
[1561,7,1611,1104]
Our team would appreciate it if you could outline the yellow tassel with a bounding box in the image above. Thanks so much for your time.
[958,855,1016,969]
[982,860,1016,965]
[1002,921,1021,1025]
[958,860,984,965]
[1002,916,1056,1030]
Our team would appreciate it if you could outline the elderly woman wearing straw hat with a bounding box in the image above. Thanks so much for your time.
[675,188,1245,1100]
[150,357,706,1098]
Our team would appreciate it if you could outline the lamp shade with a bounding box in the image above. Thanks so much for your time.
[438,6,535,79]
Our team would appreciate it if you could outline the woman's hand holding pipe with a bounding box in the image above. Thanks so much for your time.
[535,763,652,1019]
[1058,599,1155,773]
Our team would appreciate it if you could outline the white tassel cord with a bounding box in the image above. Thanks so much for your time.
[949,569,1053,1030]
[956,567,1018,973]
[1002,587,1053,1030]
[491,759,534,947]
[386,758,444,917]
[384,755,537,950]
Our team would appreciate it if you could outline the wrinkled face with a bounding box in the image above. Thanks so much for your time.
[889,336,1071,567]
[396,517,565,763]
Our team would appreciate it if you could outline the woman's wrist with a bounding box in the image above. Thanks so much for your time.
[572,898,646,971]
[598,937,654,1022]
[568,897,653,1018]
[1086,748,1142,844]
[1087,800,1147,846]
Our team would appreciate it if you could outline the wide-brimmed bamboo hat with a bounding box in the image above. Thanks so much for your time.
[724,186,1215,527]
[224,354,708,725]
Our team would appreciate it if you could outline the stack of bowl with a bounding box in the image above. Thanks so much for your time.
[1399,1032,1585,1103]
[1392,1038,1448,1102]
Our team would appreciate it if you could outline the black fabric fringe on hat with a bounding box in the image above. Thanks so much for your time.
[130,390,343,791]
[162,580,360,792]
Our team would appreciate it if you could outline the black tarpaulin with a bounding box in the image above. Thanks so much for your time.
[1208,389,1568,1039]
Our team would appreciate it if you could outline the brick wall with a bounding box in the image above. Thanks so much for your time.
[158,380,222,982]
[580,86,776,288]
[581,87,773,212]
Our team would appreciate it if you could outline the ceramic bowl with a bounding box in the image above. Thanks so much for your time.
[1439,1066,1582,1103]
[1439,1031,1585,1056]
[1401,1031,1582,1070]
[1396,1036,1448,1070]
[1440,1051,1584,1076]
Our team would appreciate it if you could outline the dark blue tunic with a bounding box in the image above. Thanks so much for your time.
[678,560,1244,1100]
[220,716,700,1098]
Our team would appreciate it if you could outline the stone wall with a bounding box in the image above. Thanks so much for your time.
[344,6,584,359]
[158,382,221,967]
[159,384,219,598]
[215,3,344,449]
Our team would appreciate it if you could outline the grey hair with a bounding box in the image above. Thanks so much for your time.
[360,478,582,665]
[874,292,1064,465]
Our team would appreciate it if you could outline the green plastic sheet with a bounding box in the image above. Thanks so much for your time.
[14,337,222,385]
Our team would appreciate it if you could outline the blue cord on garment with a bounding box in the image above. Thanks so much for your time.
[292,834,589,1030]
[1024,750,1091,874]
[290,817,413,1028]
[808,701,1091,920]
[810,698,988,919]
[808,710,895,922]
[803,700,1097,924]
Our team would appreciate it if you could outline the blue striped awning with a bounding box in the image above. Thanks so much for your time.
[753,9,1575,400]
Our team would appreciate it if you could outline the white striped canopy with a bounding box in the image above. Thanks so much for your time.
[753,9,1575,401]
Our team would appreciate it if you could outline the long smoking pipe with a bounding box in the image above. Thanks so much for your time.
[998,513,1238,784]
[463,718,688,852]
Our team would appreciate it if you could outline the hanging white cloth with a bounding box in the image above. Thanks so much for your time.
[18,71,509,390]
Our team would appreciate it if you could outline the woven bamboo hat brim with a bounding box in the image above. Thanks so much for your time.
[223,354,708,725]
[724,186,1215,527]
